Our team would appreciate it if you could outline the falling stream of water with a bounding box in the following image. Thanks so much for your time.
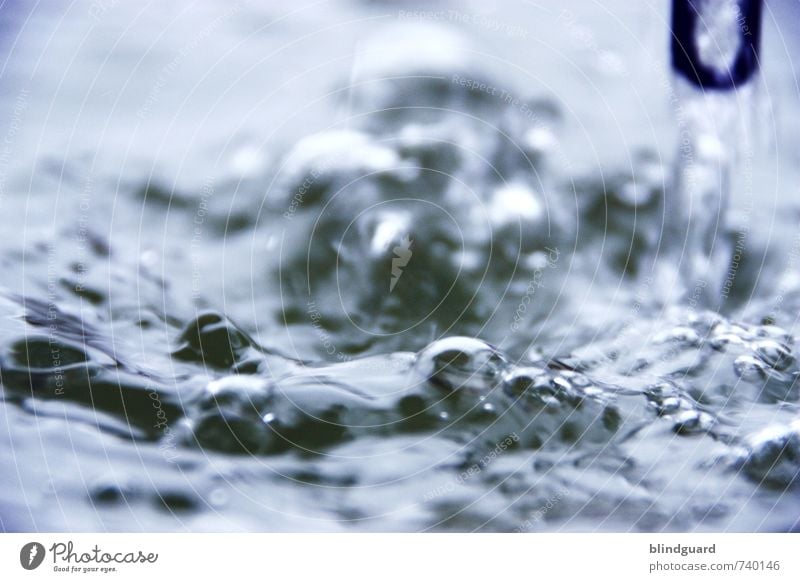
[648,0,762,308]
[0,0,798,533]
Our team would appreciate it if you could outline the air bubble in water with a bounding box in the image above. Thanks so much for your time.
[672,410,715,435]
[742,421,800,489]
[199,375,271,415]
[415,336,508,395]
[187,375,273,455]
[654,326,702,348]
[191,411,271,455]
[277,130,401,209]
[752,340,794,371]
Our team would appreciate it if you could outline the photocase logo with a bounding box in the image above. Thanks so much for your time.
[389,235,413,293]
[20,542,45,570]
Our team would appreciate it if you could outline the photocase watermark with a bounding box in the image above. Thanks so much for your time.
[764,223,800,323]
[700,0,755,38]
[44,244,67,397]
[557,9,629,78]
[283,172,317,220]
[282,150,347,220]
[149,388,179,463]
[0,88,30,210]
[719,135,755,303]
[450,74,574,173]
[20,539,159,574]
[513,486,570,531]
[303,297,408,370]
[307,297,367,365]
[307,298,342,358]
[137,3,242,119]
[70,174,96,297]
[88,0,120,22]
[398,9,528,38]
[20,542,46,570]
[688,279,708,312]
[47,540,158,574]
[451,73,550,125]
[720,221,748,301]
[511,247,560,333]
[190,176,216,300]
[389,235,413,293]
[423,433,520,502]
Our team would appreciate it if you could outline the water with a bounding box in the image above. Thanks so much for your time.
[1,0,799,532]
[648,0,762,307]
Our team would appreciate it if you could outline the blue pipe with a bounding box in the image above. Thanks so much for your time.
[671,0,762,90]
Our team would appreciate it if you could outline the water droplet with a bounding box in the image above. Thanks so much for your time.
[415,336,508,394]
[616,178,651,207]
[200,375,271,416]
[672,410,714,435]
[522,126,557,158]
[502,366,548,398]
[172,311,256,370]
[560,370,592,388]
[743,421,800,489]
[733,355,768,383]
[488,183,543,227]
[645,382,688,416]
[89,478,136,505]
[752,340,794,371]
[709,332,747,351]
[756,325,792,343]
[350,23,488,122]
[208,488,229,508]
[687,310,724,333]
[654,326,702,347]
[279,130,400,209]
[192,411,270,455]
[228,143,267,178]
[157,491,198,513]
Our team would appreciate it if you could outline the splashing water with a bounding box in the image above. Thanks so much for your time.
[0,1,798,533]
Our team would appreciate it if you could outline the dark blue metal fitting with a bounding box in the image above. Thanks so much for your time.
[671,0,762,90]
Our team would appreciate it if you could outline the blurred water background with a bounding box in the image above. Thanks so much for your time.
[1,0,799,532]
